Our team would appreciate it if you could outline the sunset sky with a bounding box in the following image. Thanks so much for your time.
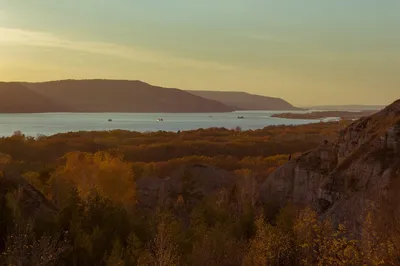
[0,1,399,106]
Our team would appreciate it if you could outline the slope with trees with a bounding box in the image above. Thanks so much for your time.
[0,82,68,113]
[188,90,301,110]
[24,79,236,113]
[1,80,235,113]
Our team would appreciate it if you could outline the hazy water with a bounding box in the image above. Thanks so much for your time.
[0,111,338,137]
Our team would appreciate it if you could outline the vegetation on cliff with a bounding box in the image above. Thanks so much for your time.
[0,117,399,265]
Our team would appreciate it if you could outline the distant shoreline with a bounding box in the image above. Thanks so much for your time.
[271,110,376,120]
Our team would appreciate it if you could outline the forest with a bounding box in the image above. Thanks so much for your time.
[0,120,398,265]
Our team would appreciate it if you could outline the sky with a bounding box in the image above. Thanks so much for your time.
[0,1,399,106]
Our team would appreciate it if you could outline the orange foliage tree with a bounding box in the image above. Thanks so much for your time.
[51,151,136,206]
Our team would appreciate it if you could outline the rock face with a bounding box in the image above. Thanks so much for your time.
[259,143,338,207]
[260,99,400,231]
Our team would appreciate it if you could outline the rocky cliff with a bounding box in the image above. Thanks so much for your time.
[260,99,400,231]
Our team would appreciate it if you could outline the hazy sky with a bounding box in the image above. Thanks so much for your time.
[0,1,399,106]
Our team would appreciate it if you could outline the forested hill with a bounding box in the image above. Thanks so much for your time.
[0,82,69,113]
[0,79,301,113]
[188,90,301,110]
[0,80,234,113]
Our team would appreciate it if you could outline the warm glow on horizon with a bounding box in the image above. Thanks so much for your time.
[0,1,399,106]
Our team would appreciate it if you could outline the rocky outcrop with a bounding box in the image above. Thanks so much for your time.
[260,99,400,231]
[259,143,338,208]
[386,124,400,151]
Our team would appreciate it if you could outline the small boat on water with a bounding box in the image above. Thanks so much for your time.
[157,118,164,122]
[237,116,244,119]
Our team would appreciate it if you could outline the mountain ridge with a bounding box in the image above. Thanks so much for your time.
[0,79,300,113]
[0,82,72,113]
[0,80,234,113]
[25,79,237,113]
[188,90,301,111]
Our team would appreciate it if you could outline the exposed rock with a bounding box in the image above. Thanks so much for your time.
[387,124,400,151]
[260,99,400,232]
[260,143,337,207]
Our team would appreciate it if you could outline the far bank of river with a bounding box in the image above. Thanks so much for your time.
[271,110,376,120]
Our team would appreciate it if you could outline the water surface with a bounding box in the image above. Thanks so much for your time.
[0,111,336,137]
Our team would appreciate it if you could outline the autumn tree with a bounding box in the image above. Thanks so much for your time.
[0,191,68,266]
[51,151,136,206]
[104,239,126,266]
[242,214,293,266]
[362,175,400,265]
[293,207,363,265]
[235,169,258,213]
[138,212,181,266]
[190,224,245,266]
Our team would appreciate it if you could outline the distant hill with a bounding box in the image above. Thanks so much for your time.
[24,80,235,113]
[188,90,301,111]
[0,79,234,113]
[0,80,301,113]
[0,82,67,113]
